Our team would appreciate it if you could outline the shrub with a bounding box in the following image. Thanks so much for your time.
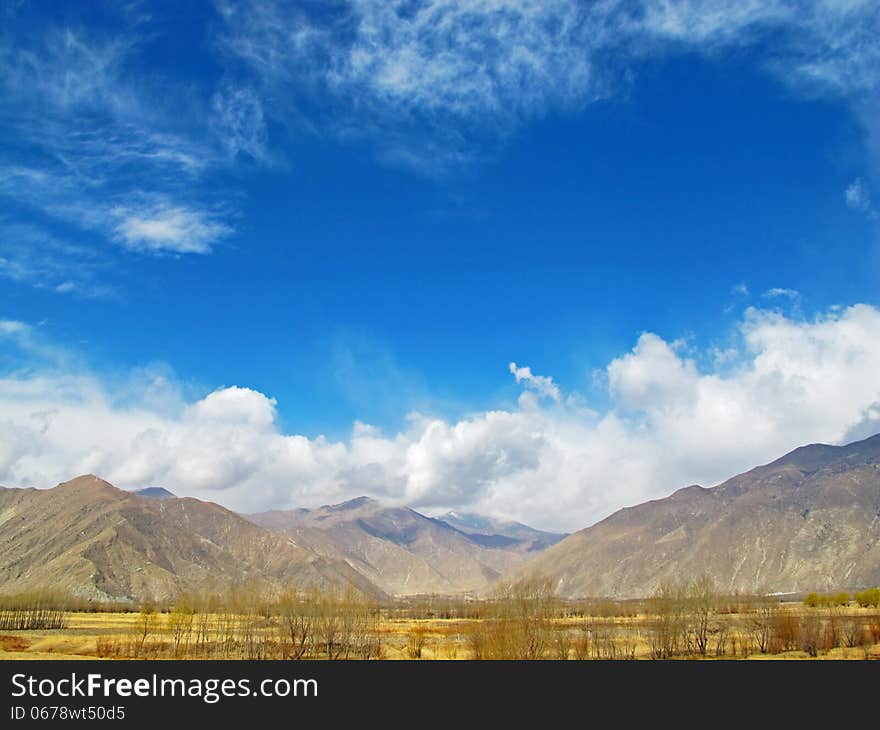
[854,588,880,608]
[804,591,850,608]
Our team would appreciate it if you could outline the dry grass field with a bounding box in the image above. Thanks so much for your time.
[2,581,879,660]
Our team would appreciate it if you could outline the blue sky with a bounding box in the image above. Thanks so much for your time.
[1,1,879,529]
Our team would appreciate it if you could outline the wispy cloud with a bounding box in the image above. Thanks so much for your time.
[215,0,613,171]
[0,223,114,298]
[111,202,232,255]
[845,178,877,219]
[763,287,799,300]
[0,18,241,294]
[3,2,877,280]
[0,316,76,369]
[211,85,271,163]
[215,0,880,172]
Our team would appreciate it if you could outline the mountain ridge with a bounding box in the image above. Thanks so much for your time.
[0,475,385,603]
[247,497,557,596]
[437,510,566,550]
[3,433,879,602]
[511,433,880,598]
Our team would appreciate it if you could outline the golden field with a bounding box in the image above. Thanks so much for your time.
[2,591,879,661]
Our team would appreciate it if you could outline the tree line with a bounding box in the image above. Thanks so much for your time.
[2,580,879,659]
[97,587,383,660]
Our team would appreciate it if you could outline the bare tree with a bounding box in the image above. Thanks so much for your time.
[686,574,715,656]
[647,581,687,659]
[748,596,776,654]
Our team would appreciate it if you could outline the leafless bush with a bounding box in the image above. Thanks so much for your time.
[770,610,800,653]
[406,626,429,659]
[799,613,821,657]
[842,619,866,648]
[711,623,729,656]
[866,614,880,644]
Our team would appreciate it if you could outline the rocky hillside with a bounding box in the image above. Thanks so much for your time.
[512,433,880,598]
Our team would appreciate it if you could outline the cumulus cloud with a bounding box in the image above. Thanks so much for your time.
[2,303,880,531]
[508,362,561,403]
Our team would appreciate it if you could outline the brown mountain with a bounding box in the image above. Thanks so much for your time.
[247,497,554,596]
[512,433,880,598]
[0,475,385,603]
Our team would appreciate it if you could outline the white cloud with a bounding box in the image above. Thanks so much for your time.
[508,362,561,403]
[845,178,876,218]
[0,223,113,297]
[187,386,277,429]
[1,303,880,531]
[0,319,29,336]
[763,287,800,299]
[608,332,699,412]
[216,0,880,169]
[112,204,232,254]
[211,86,270,163]
[0,23,237,275]
[846,178,869,208]
[215,0,608,170]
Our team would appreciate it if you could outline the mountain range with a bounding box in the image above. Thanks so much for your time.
[247,498,564,596]
[0,475,383,603]
[436,511,565,550]
[1,433,878,602]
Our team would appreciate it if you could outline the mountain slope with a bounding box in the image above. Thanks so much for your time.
[248,498,553,596]
[437,511,566,550]
[0,475,385,603]
[512,433,880,599]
